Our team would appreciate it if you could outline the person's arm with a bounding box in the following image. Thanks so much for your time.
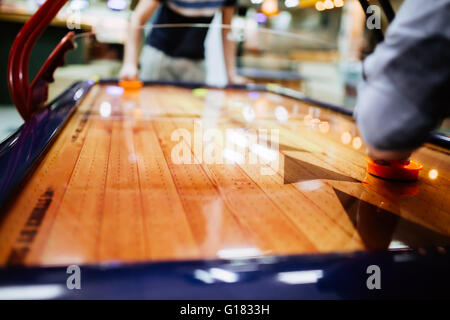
[120,0,160,80]
[221,6,247,84]
[355,0,450,161]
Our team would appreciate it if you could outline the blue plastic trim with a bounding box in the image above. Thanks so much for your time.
[0,80,94,211]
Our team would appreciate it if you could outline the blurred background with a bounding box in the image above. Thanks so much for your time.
[0,0,448,140]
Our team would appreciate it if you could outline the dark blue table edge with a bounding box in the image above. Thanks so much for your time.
[0,79,449,299]
[0,248,449,299]
[0,80,95,211]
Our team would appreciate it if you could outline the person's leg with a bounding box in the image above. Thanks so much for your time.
[139,45,174,81]
[192,60,206,83]
[170,57,206,83]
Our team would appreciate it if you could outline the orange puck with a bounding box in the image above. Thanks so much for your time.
[366,157,423,181]
[119,80,143,90]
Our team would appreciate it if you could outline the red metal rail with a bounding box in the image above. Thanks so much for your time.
[7,0,75,120]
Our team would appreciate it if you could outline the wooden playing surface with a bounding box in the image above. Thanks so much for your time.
[1,84,449,267]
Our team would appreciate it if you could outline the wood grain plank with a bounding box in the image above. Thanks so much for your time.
[0,84,449,266]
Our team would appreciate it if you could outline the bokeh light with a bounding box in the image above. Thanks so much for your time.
[334,0,344,8]
[428,169,438,180]
[352,137,362,149]
[341,131,352,144]
[262,0,279,16]
[315,1,325,11]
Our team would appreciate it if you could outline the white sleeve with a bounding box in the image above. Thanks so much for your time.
[355,0,450,150]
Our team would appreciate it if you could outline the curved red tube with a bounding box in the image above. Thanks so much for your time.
[7,0,73,120]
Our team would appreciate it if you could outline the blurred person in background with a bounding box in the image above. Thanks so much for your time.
[120,0,245,83]
[355,0,450,161]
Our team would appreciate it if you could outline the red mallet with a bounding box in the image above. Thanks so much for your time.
[366,157,423,181]
[119,80,143,90]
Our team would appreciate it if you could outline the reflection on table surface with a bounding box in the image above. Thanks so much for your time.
[0,84,449,267]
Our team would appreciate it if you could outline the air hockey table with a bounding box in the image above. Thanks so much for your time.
[1,0,450,300]
[0,78,449,299]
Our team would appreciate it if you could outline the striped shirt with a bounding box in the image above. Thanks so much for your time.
[166,0,236,17]
[146,0,236,59]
